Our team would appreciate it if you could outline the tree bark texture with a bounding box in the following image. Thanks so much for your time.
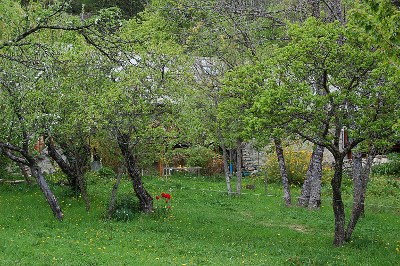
[298,145,324,208]
[18,162,32,185]
[308,145,324,209]
[108,169,123,219]
[30,165,64,221]
[1,142,64,221]
[46,140,91,211]
[308,0,320,18]
[117,133,153,213]
[274,138,292,207]
[331,159,345,246]
[58,141,90,193]
[221,144,232,195]
[345,149,375,241]
[297,152,314,207]
[327,0,344,23]
[236,141,244,195]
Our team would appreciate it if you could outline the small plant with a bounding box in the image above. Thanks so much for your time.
[110,194,140,221]
[154,192,172,215]
[46,170,68,185]
[98,166,116,179]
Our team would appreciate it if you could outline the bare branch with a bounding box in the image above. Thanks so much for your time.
[0,147,29,165]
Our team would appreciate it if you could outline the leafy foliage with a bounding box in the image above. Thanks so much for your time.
[165,146,223,175]
[372,153,400,176]
[262,145,333,186]
[109,194,141,221]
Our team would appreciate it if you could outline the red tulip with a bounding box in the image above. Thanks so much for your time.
[161,193,171,200]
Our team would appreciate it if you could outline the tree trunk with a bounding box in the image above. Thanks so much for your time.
[108,169,123,219]
[308,0,320,18]
[221,144,232,195]
[236,141,244,195]
[297,145,324,208]
[1,142,63,221]
[359,152,375,216]
[117,133,153,213]
[345,149,375,241]
[298,147,317,207]
[74,162,91,211]
[308,145,324,209]
[30,164,64,221]
[18,162,32,185]
[46,140,91,211]
[274,138,291,207]
[331,159,346,246]
[328,0,344,23]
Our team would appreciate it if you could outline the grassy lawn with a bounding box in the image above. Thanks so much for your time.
[0,173,399,265]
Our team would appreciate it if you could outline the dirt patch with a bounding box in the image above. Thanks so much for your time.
[258,221,311,233]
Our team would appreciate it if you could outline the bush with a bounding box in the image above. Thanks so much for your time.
[165,146,223,175]
[262,147,333,186]
[372,153,400,176]
[98,166,116,179]
[46,170,68,185]
[109,194,140,221]
[368,175,400,197]
[263,148,311,186]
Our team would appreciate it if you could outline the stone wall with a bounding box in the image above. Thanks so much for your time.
[242,142,266,173]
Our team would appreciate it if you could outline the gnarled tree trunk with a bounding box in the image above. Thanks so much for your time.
[1,143,64,221]
[236,140,244,195]
[117,133,153,213]
[332,159,346,246]
[108,168,123,219]
[221,144,232,195]
[18,162,32,185]
[298,145,324,208]
[30,164,64,221]
[46,139,91,211]
[274,138,291,207]
[345,148,376,241]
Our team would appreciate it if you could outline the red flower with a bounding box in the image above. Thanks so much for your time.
[166,199,169,203]
[156,196,160,200]
[167,206,171,209]
[161,193,171,200]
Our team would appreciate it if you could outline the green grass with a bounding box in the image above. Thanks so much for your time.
[0,173,399,265]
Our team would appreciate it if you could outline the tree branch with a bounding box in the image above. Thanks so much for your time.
[0,143,29,165]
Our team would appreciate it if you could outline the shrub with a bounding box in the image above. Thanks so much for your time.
[372,153,400,176]
[367,175,400,198]
[46,170,68,185]
[262,147,333,186]
[109,194,140,221]
[263,148,311,186]
[98,166,116,179]
[165,149,187,167]
[165,146,223,175]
